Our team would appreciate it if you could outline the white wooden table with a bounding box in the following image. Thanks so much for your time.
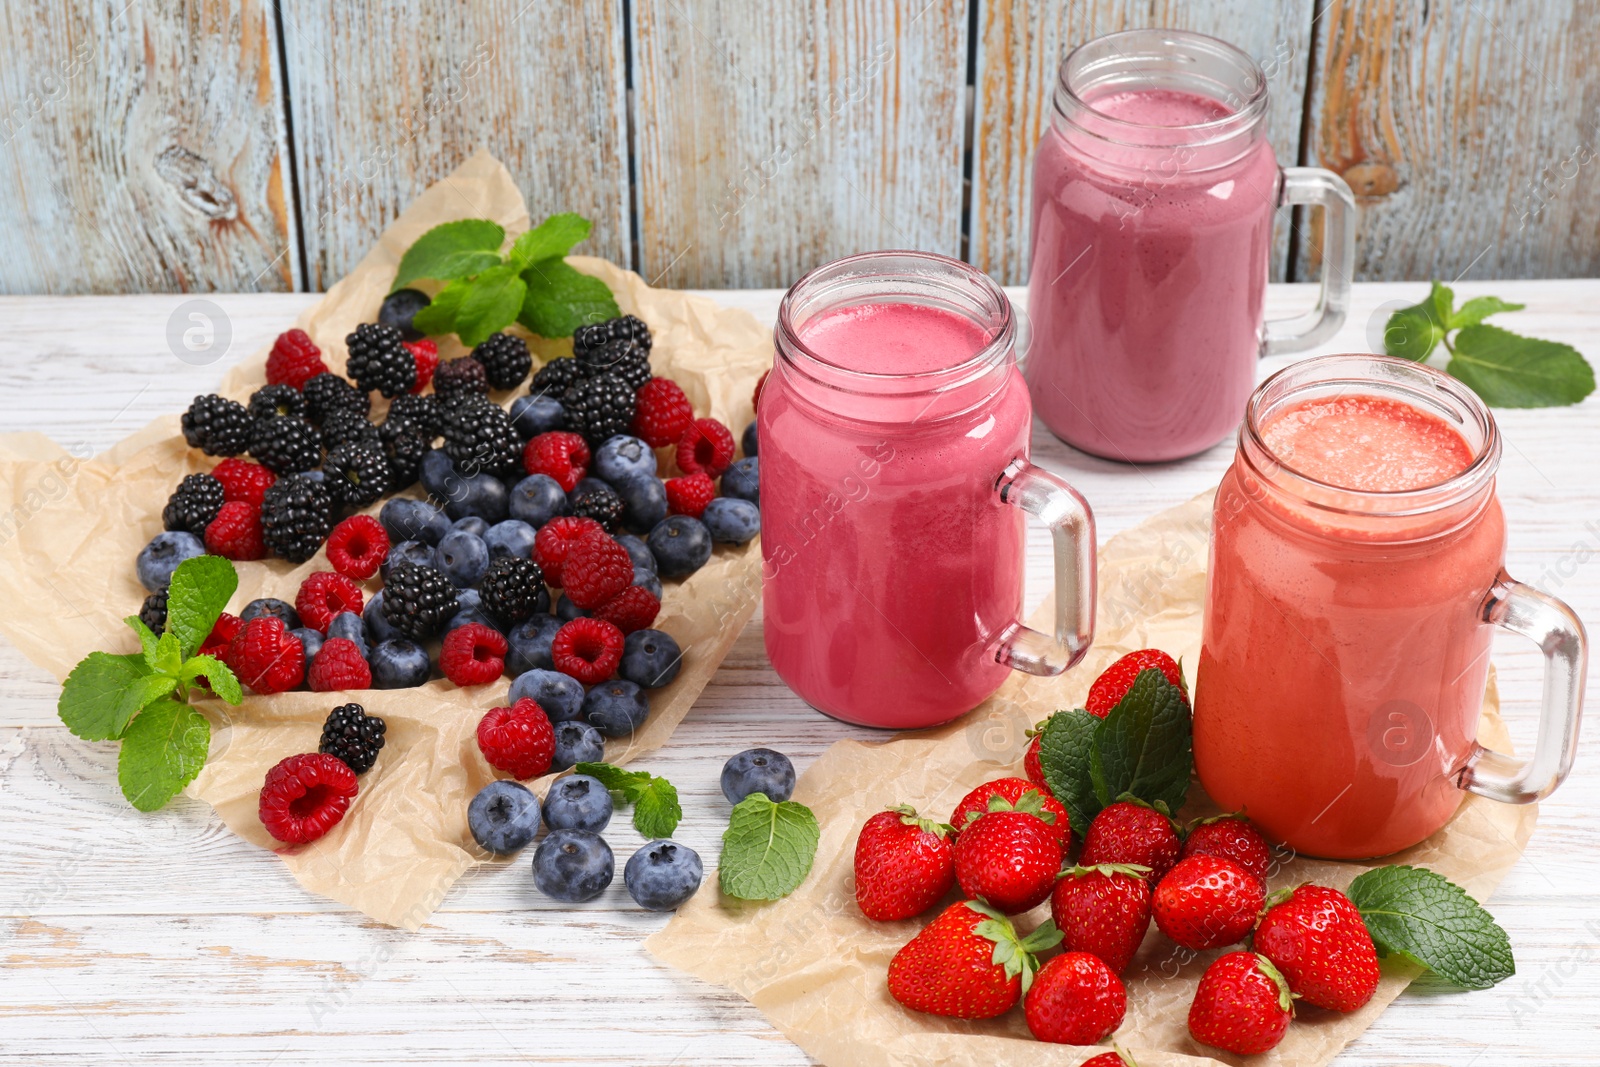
[1,281,1596,1066]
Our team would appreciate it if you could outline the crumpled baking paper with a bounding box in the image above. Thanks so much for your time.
[647,491,1536,1067]
[0,152,770,928]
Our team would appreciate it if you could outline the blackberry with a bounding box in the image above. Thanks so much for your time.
[529,356,587,400]
[569,482,624,532]
[260,473,335,563]
[384,393,439,439]
[320,408,381,450]
[345,323,417,398]
[439,395,522,477]
[561,373,637,445]
[384,428,429,490]
[381,562,457,640]
[574,336,650,388]
[573,314,652,355]
[248,415,323,475]
[318,702,387,775]
[324,440,391,508]
[248,384,306,422]
[302,372,371,424]
[433,356,489,398]
[180,394,251,457]
[471,333,533,390]
[479,556,546,626]
[139,589,169,637]
[162,473,225,537]
[379,288,431,341]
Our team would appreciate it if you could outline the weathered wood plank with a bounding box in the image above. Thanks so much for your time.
[0,0,296,294]
[971,0,1318,284]
[279,0,629,289]
[1302,0,1600,281]
[630,0,970,289]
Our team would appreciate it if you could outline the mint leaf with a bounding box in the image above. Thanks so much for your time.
[719,793,820,900]
[1448,324,1596,408]
[126,615,159,663]
[58,652,150,740]
[1383,281,1453,362]
[116,699,211,812]
[1089,668,1192,813]
[508,213,592,270]
[115,672,179,733]
[181,654,242,704]
[518,258,621,338]
[574,761,644,794]
[1037,709,1103,838]
[1451,295,1524,329]
[453,263,527,347]
[151,632,183,677]
[428,249,505,281]
[574,762,682,838]
[392,219,505,291]
[164,555,238,659]
[412,279,470,336]
[1348,865,1514,990]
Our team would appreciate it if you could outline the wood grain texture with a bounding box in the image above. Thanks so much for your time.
[279,0,629,289]
[970,0,1319,285]
[0,0,296,294]
[630,0,969,289]
[1303,0,1600,281]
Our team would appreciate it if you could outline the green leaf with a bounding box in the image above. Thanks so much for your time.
[164,555,238,659]
[412,278,470,336]
[1447,324,1596,408]
[1383,281,1454,362]
[151,632,183,677]
[508,213,593,270]
[428,249,505,281]
[517,257,621,338]
[1037,709,1103,838]
[633,777,683,838]
[1450,295,1525,329]
[125,615,159,664]
[1089,668,1192,813]
[58,652,151,740]
[116,699,211,812]
[1348,865,1515,990]
[719,793,820,900]
[115,672,179,733]
[181,654,242,705]
[391,219,506,291]
[453,264,528,347]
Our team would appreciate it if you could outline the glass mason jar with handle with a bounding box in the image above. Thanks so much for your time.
[1026,29,1357,463]
[759,251,1096,729]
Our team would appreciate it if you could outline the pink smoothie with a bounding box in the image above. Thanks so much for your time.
[759,302,1033,728]
[1026,88,1281,461]
[1195,395,1505,858]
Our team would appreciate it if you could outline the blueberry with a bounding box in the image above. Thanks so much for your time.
[624,841,704,912]
[554,594,589,622]
[241,597,301,630]
[509,474,569,528]
[632,568,663,600]
[550,720,606,771]
[505,614,564,675]
[420,449,459,499]
[379,288,431,340]
[647,515,712,578]
[291,626,324,665]
[617,533,655,573]
[532,829,614,903]
[484,519,538,560]
[620,629,681,689]
[451,515,490,538]
[443,472,509,522]
[742,420,758,457]
[702,497,760,545]
[594,435,657,486]
[434,528,490,588]
[583,678,650,738]
[542,774,613,833]
[468,780,541,854]
[509,669,583,723]
[327,611,369,656]
[371,637,431,687]
[364,590,400,642]
[380,497,450,546]
[720,456,759,503]
[509,394,565,439]
[721,748,796,804]
[136,531,204,591]
[617,475,668,534]
[382,539,437,580]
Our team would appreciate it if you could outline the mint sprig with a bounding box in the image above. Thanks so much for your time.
[719,792,820,901]
[57,555,242,810]
[1384,281,1594,407]
[1348,864,1515,990]
[574,761,682,839]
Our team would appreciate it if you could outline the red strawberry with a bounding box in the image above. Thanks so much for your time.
[1085,649,1187,718]
[1079,800,1181,882]
[950,777,1070,849]
[1023,727,1048,791]
[1023,951,1127,1045]
[1181,813,1273,884]
[952,810,1063,915]
[1253,884,1380,1012]
[1081,1053,1133,1067]
[854,805,955,922]
[1188,951,1294,1055]
[1152,854,1264,951]
[1050,863,1153,974]
[886,900,1060,1019]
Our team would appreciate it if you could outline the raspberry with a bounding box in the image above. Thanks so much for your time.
[675,417,735,477]
[319,703,386,774]
[204,500,266,560]
[199,612,242,660]
[476,697,555,779]
[266,329,329,390]
[752,369,770,412]
[631,377,695,448]
[441,622,509,686]
[551,618,624,685]
[592,585,660,634]
[664,472,715,518]
[308,637,373,692]
[226,616,306,694]
[522,431,590,491]
[534,516,604,588]
[325,515,390,580]
[562,533,634,609]
[258,752,358,844]
[211,458,276,507]
[405,339,439,394]
[296,571,364,633]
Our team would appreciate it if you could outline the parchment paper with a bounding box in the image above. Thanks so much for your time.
[647,492,1537,1067]
[0,152,771,928]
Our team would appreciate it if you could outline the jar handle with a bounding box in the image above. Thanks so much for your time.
[992,459,1096,676]
[1261,167,1357,355]
[1459,574,1588,804]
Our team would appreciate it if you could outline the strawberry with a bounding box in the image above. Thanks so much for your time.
[1022,715,1053,791]
[1152,854,1264,951]
[1050,864,1152,974]
[953,809,1063,914]
[1086,649,1187,717]
[854,805,956,922]
[950,777,1070,849]
[1252,884,1380,1012]
[886,900,1060,1019]
[1023,950,1127,1045]
[1081,1053,1133,1067]
[1181,812,1273,884]
[1187,951,1294,1055]
[1079,800,1181,882]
